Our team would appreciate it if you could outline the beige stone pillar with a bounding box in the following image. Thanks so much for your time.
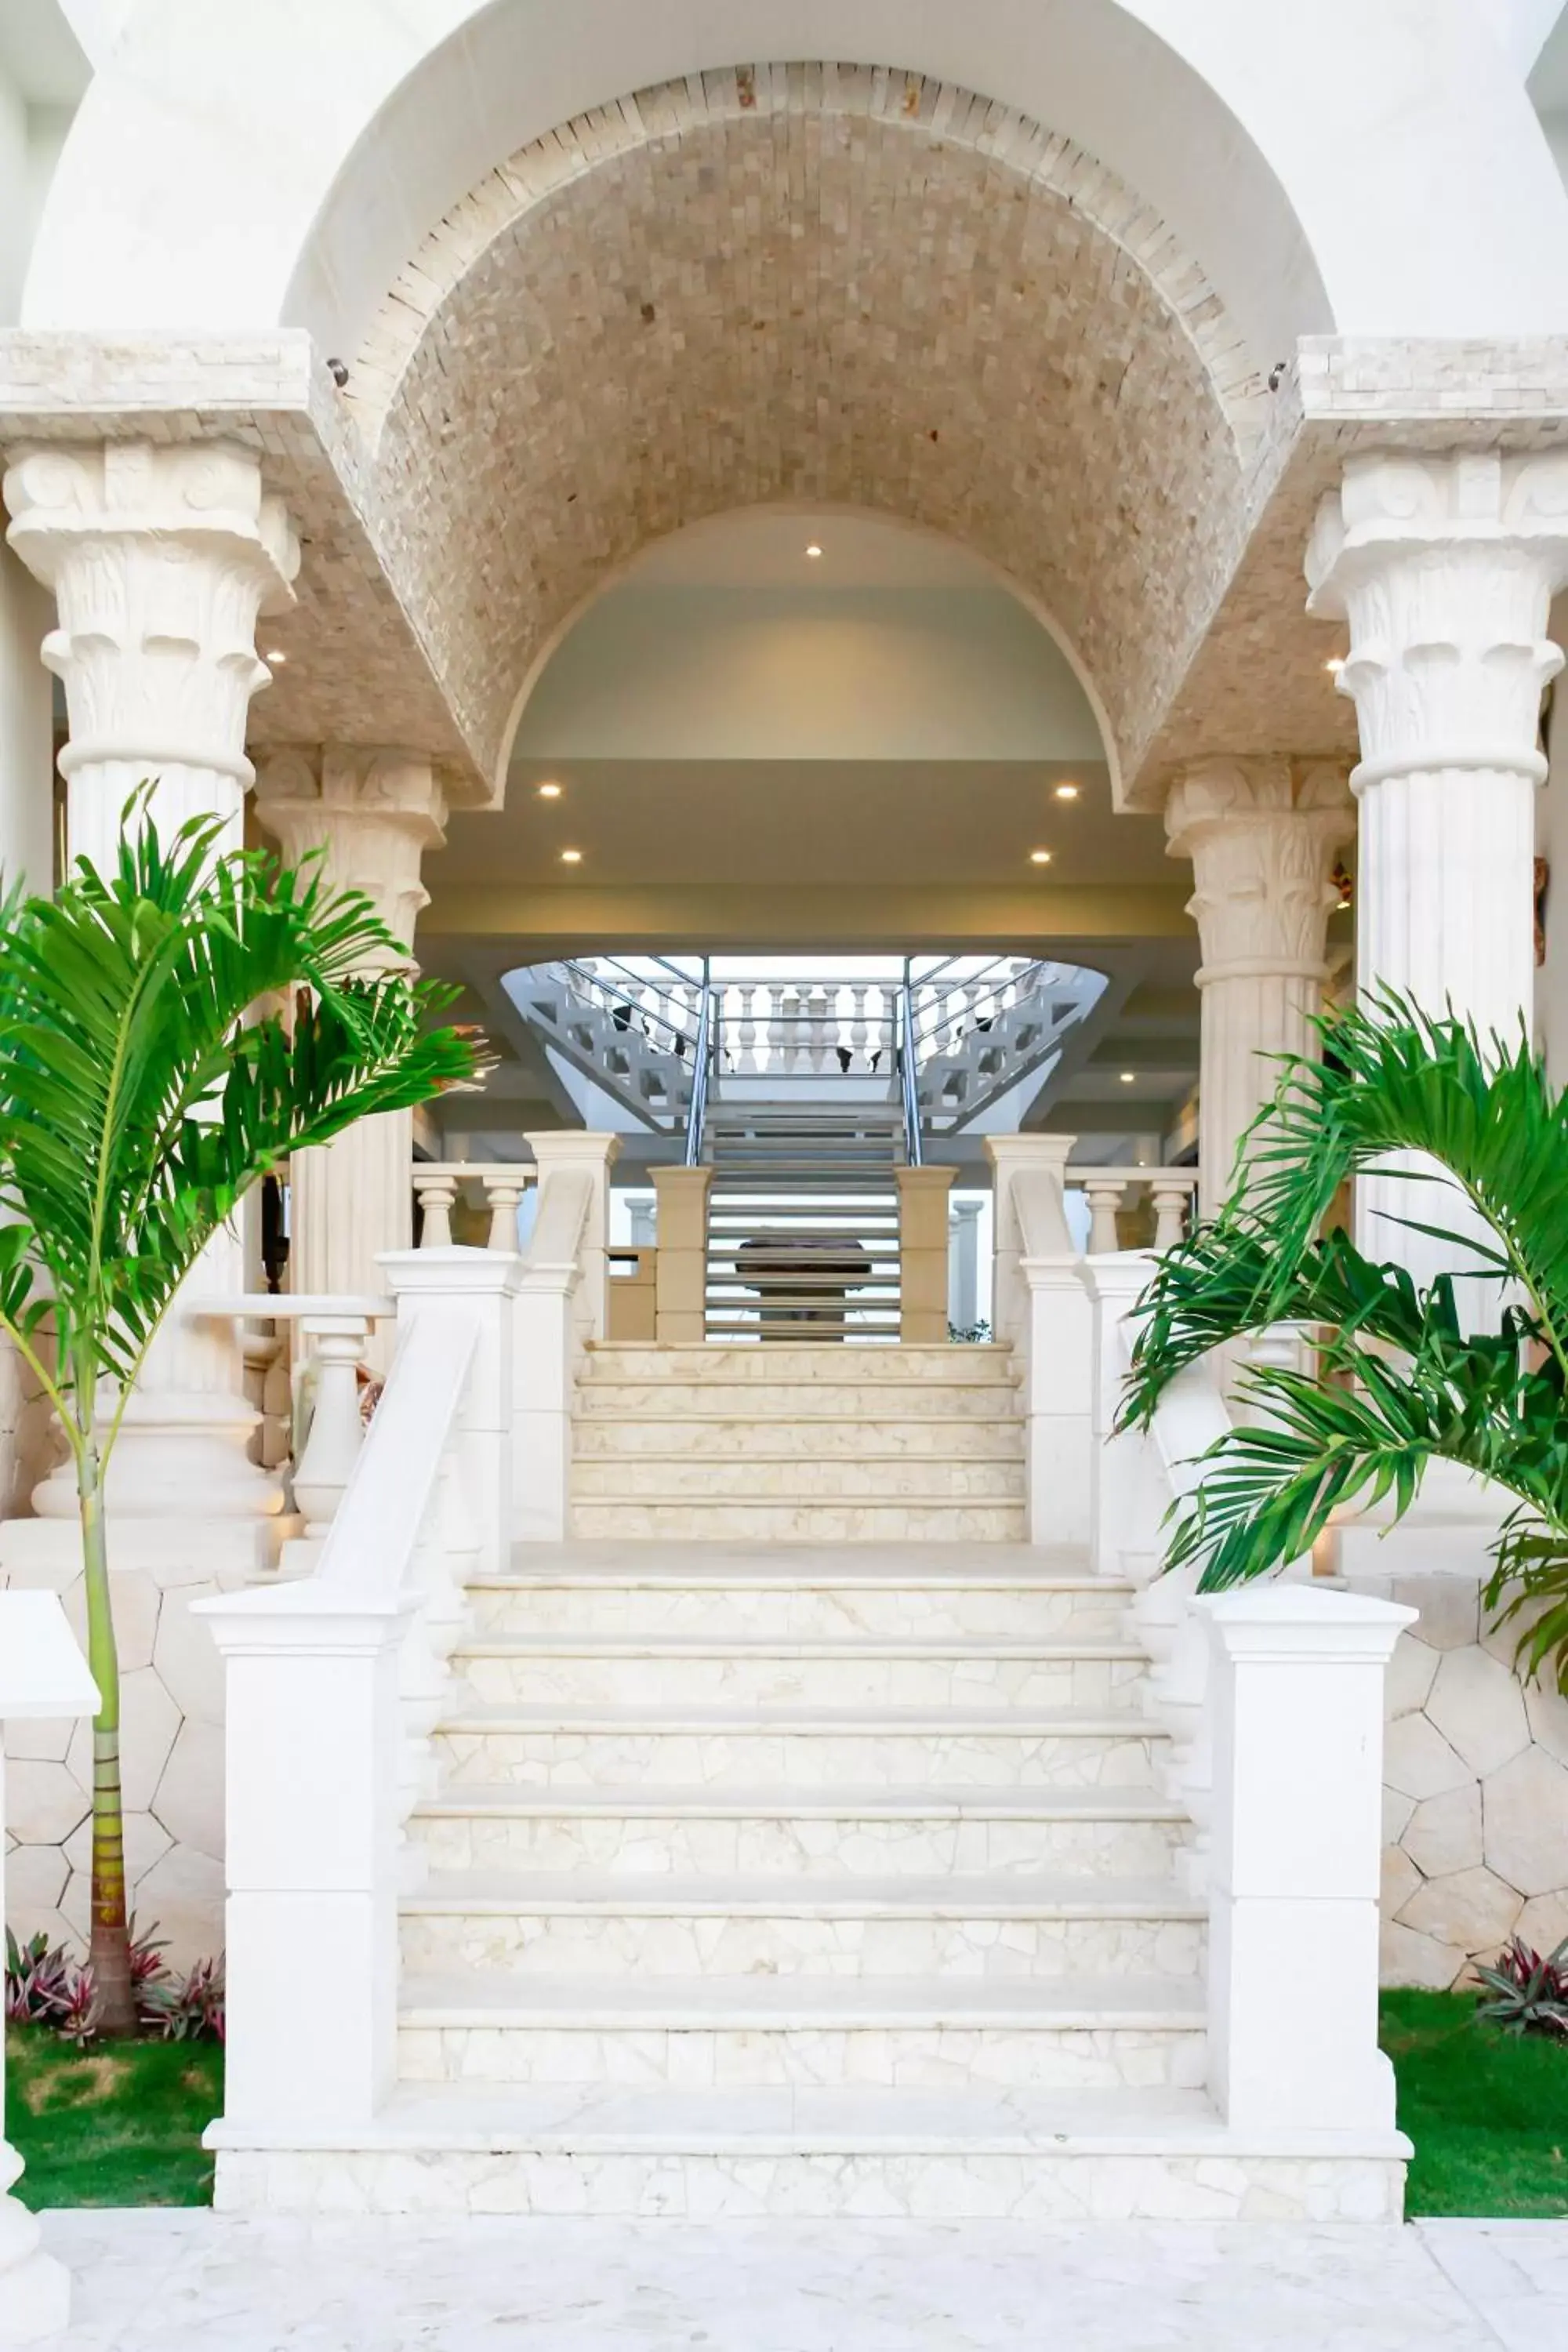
[1166,759,1353,1221]
[2,440,299,1534]
[651,1167,713,1345]
[254,747,448,1327]
[895,1166,956,1343]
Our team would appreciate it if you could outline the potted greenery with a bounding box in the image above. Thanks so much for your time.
[0,798,480,2032]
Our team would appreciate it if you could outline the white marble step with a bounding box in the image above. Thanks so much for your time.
[571,1456,1028,1501]
[575,1381,1022,1420]
[452,1636,1146,1711]
[581,1344,1018,1386]
[572,1414,1026,1458]
[398,1869,1206,1980]
[435,1706,1167,1790]
[470,1559,1130,1641]
[572,1500,1030,1540]
[209,2082,1406,2218]
[397,1969,1209,2089]
[410,1784,1193,1878]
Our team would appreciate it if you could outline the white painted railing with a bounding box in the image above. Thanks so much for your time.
[1069,1167,1198,1254]
[1077,1254,1414,2156]
[198,1246,521,2146]
[413,1160,534,1250]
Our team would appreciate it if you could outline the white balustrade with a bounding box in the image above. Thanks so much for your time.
[413,1161,535,1250]
[0,1593,99,2345]
[1070,1167,1199,1253]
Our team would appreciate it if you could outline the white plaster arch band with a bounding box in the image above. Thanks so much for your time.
[351,64,1263,800]
[27,0,1568,351]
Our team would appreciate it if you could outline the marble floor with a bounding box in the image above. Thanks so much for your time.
[33,2210,1568,2350]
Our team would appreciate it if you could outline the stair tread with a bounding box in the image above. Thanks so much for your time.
[208,2081,1283,2156]
[440,1703,1166,1735]
[453,1637,1142,1661]
[415,1784,1185,1820]
[401,1971,1206,2025]
[402,1871,1203,1918]
[488,1546,1096,1584]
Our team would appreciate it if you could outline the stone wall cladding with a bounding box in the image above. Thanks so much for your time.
[358,64,1265,789]
[2,1551,239,1968]
[1349,1571,1568,1989]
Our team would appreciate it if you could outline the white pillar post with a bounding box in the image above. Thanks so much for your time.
[256,748,449,1341]
[947,1197,982,1333]
[985,1134,1093,1546]
[383,1249,519,1581]
[526,1131,620,1341]
[0,1592,99,2345]
[197,1586,410,2139]
[1080,1250,1164,1581]
[1307,449,1568,1287]
[2,440,300,1542]
[1201,1584,1414,2138]
[1166,758,1353,1222]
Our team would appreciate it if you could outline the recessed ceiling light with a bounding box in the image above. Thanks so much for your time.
[536,781,563,799]
[805,543,823,559]
[265,649,287,665]
[1029,849,1052,866]
[1054,782,1080,801]
[560,848,583,864]
[1325,656,1345,674]
[1120,1072,1135,1084]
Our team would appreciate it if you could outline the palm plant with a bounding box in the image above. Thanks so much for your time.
[1123,990,1568,1690]
[0,800,481,2031]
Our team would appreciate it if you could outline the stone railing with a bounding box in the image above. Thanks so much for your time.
[1069,1167,1198,1254]
[199,1247,519,2158]
[412,1161,534,1250]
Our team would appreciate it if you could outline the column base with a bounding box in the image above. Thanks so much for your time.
[0,1512,291,1581]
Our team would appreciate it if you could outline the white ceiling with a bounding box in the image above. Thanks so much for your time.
[0,0,90,105]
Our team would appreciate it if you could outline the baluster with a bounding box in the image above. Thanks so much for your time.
[735,985,757,1072]
[848,985,869,1071]
[781,990,804,1074]
[292,1312,373,1537]
[806,986,831,1073]
[1151,1178,1191,1253]
[767,984,789,1074]
[483,1171,528,1251]
[414,1170,458,1247]
[1083,1177,1128,1255]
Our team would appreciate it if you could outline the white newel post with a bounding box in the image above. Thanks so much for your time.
[1202,1584,1414,2140]
[256,749,450,1338]
[1307,450,1568,1290]
[198,1586,411,2136]
[1165,758,1352,1222]
[2,440,300,1546]
[1080,1251,1163,1581]
[527,1132,619,1341]
[0,1593,98,2344]
[383,1249,518,1580]
[985,1134,1093,1548]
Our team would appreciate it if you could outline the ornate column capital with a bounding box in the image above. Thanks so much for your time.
[254,745,449,957]
[1306,448,1568,793]
[1165,756,1354,985]
[2,439,299,795]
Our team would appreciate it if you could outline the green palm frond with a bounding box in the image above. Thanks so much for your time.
[1122,987,1568,1688]
[0,800,484,1443]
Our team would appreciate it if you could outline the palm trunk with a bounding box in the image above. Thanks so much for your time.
[77,1438,136,2036]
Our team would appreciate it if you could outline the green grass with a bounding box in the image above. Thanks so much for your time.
[1381,1987,1568,2217]
[5,2024,222,2208]
[4,1998,1565,2214]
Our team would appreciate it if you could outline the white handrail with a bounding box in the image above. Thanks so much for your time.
[316,1307,476,1600]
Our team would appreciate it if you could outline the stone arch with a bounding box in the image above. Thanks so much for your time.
[353,64,1265,800]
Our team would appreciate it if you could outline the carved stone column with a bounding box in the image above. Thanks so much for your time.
[1307,448,1568,1287]
[254,748,448,1316]
[2,441,299,1536]
[1166,758,1353,1220]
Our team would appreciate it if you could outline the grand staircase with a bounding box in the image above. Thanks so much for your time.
[702,1104,905,1341]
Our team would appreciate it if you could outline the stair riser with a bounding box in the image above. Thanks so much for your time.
[571,1504,1030,1540]
[583,1348,1015,1385]
[467,1587,1132,1641]
[397,2021,1207,2092]
[572,1419,1025,1458]
[399,1911,1206,1982]
[434,1727,1164,1791]
[213,2147,1406,2223]
[570,1461,1027,1501]
[575,1385,1021,1419]
[412,1812,1192,1879]
[456,1655,1146,1711]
